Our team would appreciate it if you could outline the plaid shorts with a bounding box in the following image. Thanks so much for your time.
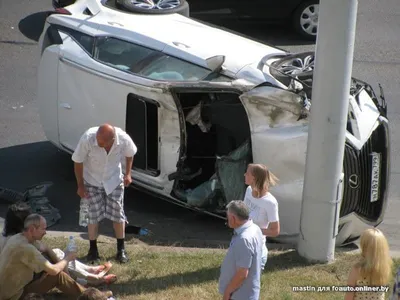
[84,182,127,224]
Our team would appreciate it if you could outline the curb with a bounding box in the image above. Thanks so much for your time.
[44,230,295,251]
[39,231,400,258]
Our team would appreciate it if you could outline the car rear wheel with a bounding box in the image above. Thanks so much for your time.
[116,0,190,17]
[292,0,319,40]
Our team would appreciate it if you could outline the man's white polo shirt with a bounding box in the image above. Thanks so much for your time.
[72,126,137,195]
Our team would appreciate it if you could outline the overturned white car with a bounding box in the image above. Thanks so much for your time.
[37,0,390,246]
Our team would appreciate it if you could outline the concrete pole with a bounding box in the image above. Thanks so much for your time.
[297,0,358,263]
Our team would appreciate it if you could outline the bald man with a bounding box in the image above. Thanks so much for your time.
[72,124,137,264]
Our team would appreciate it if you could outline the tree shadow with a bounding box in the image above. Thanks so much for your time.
[263,249,313,273]
[263,245,361,274]
[18,11,53,42]
[110,266,220,296]
[0,142,234,249]
[0,142,294,251]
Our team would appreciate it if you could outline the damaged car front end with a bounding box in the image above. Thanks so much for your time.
[165,51,389,246]
[265,52,389,245]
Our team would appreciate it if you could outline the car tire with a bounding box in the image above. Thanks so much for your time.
[52,0,76,8]
[270,51,315,87]
[116,0,190,17]
[292,0,319,40]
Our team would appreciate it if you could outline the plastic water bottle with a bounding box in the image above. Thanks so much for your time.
[79,199,89,227]
[67,236,77,269]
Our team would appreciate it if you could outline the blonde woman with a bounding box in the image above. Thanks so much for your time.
[344,228,392,300]
[243,163,280,270]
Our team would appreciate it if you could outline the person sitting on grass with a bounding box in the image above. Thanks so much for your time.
[344,228,392,300]
[0,201,117,286]
[0,214,94,299]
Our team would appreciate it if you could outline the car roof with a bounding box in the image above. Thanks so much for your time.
[51,0,286,76]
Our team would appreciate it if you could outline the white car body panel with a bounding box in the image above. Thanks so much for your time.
[345,90,381,150]
[37,30,60,146]
[239,87,309,235]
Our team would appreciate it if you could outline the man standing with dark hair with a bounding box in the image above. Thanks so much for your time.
[72,124,137,264]
[218,200,263,300]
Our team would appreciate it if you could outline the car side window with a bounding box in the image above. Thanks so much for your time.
[94,37,155,71]
[57,26,94,55]
[137,55,210,81]
[93,36,211,81]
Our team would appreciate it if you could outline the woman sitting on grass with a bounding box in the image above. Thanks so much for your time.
[344,228,392,300]
[0,201,117,286]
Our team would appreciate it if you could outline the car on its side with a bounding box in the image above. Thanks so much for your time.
[38,0,389,246]
[52,0,319,39]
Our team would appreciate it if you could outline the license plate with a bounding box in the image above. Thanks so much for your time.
[370,152,381,202]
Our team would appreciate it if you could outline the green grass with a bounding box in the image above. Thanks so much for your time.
[43,236,400,300]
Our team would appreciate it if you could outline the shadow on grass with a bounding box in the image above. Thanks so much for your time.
[105,251,344,296]
[110,266,220,296]
[264,250,312,273]
[264,247,360,273]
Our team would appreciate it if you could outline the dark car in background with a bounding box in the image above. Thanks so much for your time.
[53,0,319,40]
[189,0,319,40]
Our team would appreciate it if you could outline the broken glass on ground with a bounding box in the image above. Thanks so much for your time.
[0,182,61,228]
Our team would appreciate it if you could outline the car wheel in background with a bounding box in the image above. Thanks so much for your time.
[116,0,190,17]
[52,0,76,8]
[270,51,315,86]
[292,0,319,40]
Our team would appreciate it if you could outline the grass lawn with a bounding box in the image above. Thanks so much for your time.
[43,236,400,300]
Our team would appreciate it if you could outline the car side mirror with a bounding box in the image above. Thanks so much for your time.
[206,55,225,72]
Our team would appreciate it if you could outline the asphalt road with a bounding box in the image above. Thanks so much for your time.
[0,0,399,250]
